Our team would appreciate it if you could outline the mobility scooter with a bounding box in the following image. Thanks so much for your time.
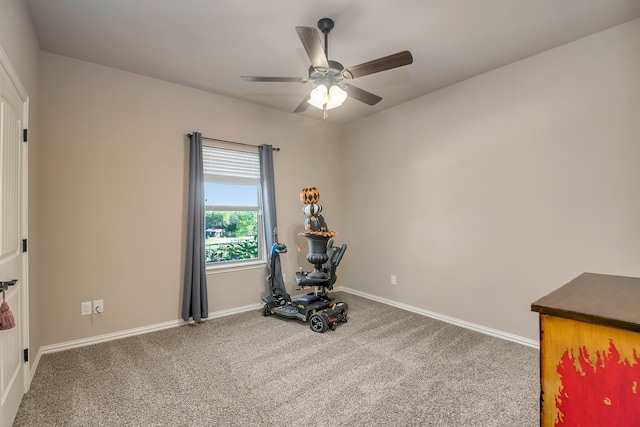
[261,186,348,332]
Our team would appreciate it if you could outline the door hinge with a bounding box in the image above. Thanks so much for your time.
[23,129,28,142]
[23,348,29,362]
[22,239,27,253]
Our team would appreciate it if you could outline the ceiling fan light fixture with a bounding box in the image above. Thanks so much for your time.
[308,84,347,110]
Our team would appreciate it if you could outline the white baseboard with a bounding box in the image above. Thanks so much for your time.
[333,286,539,349]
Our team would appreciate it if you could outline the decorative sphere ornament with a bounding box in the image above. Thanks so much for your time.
[303,203,322,216]
[300,186,320,205]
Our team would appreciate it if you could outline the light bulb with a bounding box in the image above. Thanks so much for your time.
[325,85,347,110]
[308,85,328,109]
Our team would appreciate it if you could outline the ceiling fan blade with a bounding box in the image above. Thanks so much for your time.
[343,84,382,106]
[295,26,329,71]
[241,76,308,83]
[343,50,413,79]
[293,94,311,113]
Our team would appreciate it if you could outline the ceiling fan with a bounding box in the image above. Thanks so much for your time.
[241,18,413,118]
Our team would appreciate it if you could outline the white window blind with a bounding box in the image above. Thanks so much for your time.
[203,145,260,185]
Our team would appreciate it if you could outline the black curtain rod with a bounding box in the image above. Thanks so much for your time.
[188,134,280,151]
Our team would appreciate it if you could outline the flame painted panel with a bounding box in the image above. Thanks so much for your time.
[540,315,640,426]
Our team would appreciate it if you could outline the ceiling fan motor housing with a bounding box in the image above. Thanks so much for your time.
[308,60,344,82]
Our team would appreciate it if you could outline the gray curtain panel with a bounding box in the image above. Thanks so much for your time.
[182,132,208,321]
[259,144,278,249]
[259,144,284,289]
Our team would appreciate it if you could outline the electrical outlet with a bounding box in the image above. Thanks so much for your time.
[282,273,286,284]
[81,301,92,316]
[391,275,397,286]
[93,299,104,315]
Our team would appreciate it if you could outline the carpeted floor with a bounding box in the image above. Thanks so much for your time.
[14,292,540,426]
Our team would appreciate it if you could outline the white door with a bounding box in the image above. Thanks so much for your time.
[0,45,29,427]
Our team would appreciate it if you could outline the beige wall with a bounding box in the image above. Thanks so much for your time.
[0,0,39,87]
[0,0,42,365]
[339,18,640,341]
[37,52,342,346]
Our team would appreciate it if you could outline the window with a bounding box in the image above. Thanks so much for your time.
[202,145,263,265]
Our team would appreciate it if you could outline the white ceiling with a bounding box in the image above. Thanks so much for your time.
[25,0,640,125]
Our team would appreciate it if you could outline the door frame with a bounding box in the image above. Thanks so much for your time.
[0,40,30,410]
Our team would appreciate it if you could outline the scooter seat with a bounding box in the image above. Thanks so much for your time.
[295,271,330,288]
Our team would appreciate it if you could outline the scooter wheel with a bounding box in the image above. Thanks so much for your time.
[262,304,272,317]
[309,313,329,333]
